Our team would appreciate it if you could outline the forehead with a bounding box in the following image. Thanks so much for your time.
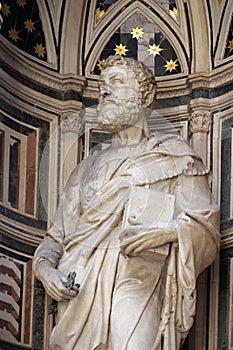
[100,65,134,81]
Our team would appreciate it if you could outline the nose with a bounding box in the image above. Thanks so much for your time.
[99,84,111,97]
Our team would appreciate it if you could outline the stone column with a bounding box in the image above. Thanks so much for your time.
[189,108,214,350]
[60,111,83,188]
[189,109,211,166]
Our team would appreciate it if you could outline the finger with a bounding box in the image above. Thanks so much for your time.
[44,285,63,301]
[51,289,77,301]
[124,236,154,255]
[60,274,69,284]
[133,236,155,253]
[124,243,135,256]
[57,285,78,298]
[47,282,77,301]
[71,285,80,292]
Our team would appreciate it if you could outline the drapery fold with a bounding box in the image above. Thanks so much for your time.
[33,133,219,349]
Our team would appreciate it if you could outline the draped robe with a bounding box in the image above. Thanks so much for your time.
[34,133,220,350]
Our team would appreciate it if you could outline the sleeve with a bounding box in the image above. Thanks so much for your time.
[174,171,220,275]
[33,196,66,278]
[33,166,81,276]
[161,171,220,347]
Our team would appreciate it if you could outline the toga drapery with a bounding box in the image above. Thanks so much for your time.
[34,132,219,350]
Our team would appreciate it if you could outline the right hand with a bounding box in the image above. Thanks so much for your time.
[37,262,79,301]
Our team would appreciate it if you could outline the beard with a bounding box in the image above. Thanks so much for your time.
[96,97,142,133]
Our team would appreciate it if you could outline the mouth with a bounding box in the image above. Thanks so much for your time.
[99,96,117,104]
[97,100,118,114]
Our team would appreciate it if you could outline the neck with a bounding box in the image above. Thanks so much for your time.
[111,115,149,148]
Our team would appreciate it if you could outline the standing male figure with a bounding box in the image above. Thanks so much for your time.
[33,56,220,349]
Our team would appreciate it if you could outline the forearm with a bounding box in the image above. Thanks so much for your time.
[120,220,178,256]
[33,236,63,280]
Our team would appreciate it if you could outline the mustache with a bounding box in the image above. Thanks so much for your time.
[99,98,116,105]
[98,96,140,105]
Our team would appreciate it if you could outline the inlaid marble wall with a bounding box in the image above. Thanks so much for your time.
[1,1,233,349]
[0,250,33,346]
[0,236,46,349]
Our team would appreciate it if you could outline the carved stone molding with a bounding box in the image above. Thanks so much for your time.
[61,112,83,133]
[189,64,233,90]
[84,66,233,101]
[189,110,211,134]
[0,214,44,245]
[0,38,86,93]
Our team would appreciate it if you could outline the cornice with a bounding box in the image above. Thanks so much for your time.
[220,228,233,251]
[84,63,233,102]
[1,34,233,105]
[0,37,87,94]
[189,64,233,90]
[157,63,233,99]
[0,70,83,118]
[156,76,191,98]
[0,214,45,247]
[83,79,99,100]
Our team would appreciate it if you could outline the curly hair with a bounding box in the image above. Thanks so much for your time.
[100,56,156,107]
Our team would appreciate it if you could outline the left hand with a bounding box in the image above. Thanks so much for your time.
[120,223,178,256]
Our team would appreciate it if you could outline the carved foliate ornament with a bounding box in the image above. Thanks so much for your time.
[61,112,83,133]
[190,110,211,134]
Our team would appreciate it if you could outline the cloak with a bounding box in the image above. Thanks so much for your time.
[34,133,219,349]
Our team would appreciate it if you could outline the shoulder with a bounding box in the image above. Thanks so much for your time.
[149,131,195,155]
[149,132,209,176]
[149,131,204,160]
[64,153,97,190]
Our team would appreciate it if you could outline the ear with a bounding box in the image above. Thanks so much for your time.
[142,90,155,108]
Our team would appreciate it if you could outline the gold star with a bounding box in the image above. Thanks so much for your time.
[24,19,35,32]
[164,59,179,73]
[34,43,46,58]
[97,59,106,70]
[8,28,20,42]
[131,26,144,40]
[96,8,105,21]
[147,44,163,56]
[114,43,129,56]
[1,2,10,16]
[16,0,27,8]
[170,7,178,21]
[218,0,222,4]
[227,39,233,52]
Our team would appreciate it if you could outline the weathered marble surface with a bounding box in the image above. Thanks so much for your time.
[33,56,220,349]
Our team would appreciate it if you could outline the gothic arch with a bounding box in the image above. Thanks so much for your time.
[186,0,211,73]
[213,0,233,66]
[85,0,189,53]
[208,0,226,53]
[36,1,58,66]
[59,0,86,74]
[83,0,190,78]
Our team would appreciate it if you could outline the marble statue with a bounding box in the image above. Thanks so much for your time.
[33,56,220,349]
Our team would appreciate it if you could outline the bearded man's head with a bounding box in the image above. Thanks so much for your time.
[96,56,156,133]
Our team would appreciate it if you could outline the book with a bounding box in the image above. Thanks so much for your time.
[122,186,175,261]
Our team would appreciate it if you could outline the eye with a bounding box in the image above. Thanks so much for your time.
[111,78,124,85]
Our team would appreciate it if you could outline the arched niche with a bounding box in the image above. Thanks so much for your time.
[213,0,233,67]
[83,1,190,79]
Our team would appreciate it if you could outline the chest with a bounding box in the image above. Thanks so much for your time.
[80,148,137,203]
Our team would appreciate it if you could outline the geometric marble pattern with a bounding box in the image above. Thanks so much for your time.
[0,250,33,346]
